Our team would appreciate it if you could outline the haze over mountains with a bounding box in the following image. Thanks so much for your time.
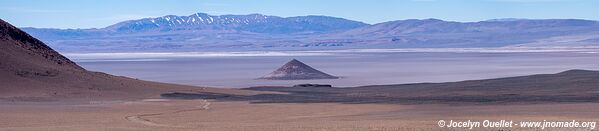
[20,12,599,52]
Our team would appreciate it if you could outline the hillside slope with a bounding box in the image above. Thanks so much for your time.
[0,19,255,102]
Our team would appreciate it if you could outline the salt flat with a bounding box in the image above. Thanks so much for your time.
[74,48,599,88]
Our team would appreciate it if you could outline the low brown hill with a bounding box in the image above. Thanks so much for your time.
[0,19,254,102]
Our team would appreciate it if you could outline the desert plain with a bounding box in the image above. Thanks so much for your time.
[2,99,598,131]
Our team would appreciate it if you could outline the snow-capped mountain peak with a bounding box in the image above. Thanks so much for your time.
[105,12,368,33]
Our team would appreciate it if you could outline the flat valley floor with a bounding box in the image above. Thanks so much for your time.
[1,100,597,131]
[76,50,599,88]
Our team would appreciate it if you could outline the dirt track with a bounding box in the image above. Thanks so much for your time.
[2,100,598,131]
[124,99,211,127]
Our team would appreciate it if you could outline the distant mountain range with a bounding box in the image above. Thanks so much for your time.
[19,12,599,52]
[106,13,368,33]
[334,18,599,48]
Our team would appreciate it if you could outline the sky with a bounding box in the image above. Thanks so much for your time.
[1,0,598,29]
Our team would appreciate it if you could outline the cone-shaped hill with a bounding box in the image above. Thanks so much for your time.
[259,59,339,80]
[0,19,222,102]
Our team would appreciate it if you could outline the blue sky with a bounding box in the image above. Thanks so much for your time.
[1,0,598,29]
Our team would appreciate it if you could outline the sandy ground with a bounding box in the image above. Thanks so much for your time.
[1,100,598,131]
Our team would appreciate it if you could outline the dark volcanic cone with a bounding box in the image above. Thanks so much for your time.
[259,59,339,80]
